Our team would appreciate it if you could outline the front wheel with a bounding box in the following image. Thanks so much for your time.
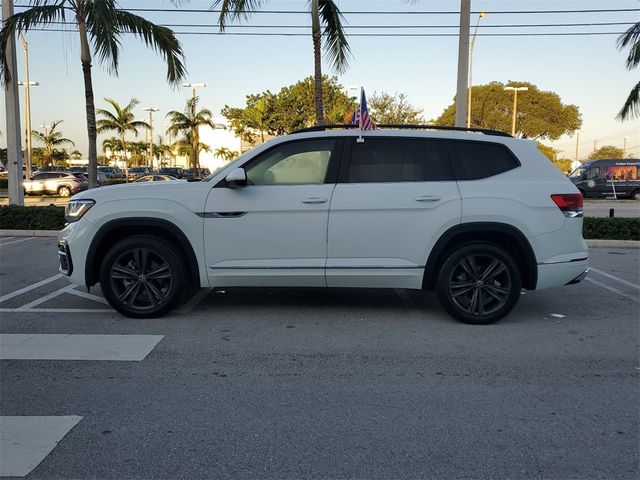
[100,235,188,318]
[57,185,72,197]
[436,243,521,325]
[631,189,640,201]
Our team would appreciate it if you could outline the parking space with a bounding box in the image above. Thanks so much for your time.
[0,236,638,479]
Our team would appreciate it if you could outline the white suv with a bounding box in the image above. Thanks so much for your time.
[58,126,589,324]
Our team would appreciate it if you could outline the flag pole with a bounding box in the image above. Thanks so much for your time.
[357,87,364,143]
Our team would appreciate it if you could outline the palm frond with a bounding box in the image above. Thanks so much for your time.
[318,0,351,73]
[86,0,122,75]
[212,0,268,30]
[617,21,640,70]
[0,3,66,84]
[111,9,186,85]
[617,80,640,121]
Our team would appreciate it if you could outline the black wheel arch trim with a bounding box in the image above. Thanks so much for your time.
[423,222,538,291]
[85,218,200,288]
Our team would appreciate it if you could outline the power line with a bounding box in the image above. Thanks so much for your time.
[12,5,640,15]
[23,28,628,37]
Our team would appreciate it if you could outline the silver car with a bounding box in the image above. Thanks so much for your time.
[24,172,88,197]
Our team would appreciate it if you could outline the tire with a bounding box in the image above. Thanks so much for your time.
[578,189,586,198]
[436,243,521,325]
[99,235,188,318]
[631,189,640,201]
[57,185,72,197]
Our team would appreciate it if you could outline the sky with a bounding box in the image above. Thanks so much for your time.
[1,0,639,160]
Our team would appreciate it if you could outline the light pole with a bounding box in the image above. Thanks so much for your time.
[142,107,159,170]
[504,86,528,135]
[3,0,24,205]
[454,0,471,127]
[467,12,485,128]
[18,79,38,179]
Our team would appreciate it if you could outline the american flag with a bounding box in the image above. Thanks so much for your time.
[350,88,377,130]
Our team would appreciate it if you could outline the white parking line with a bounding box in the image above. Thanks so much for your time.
[0,334,164,361]
[16,285,76,311]
[589,267,640,290]
[0,236,15,243]
[0,308,113,313]
[585,277,640,303]
[0,416,83,477]
[0,274,63,304]
[66,288,109,305]
[0,237,36,247]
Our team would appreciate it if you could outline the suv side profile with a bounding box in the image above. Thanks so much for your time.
[59,126,589,324]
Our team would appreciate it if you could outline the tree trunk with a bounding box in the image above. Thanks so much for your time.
[121,133,129,182]
[312,31,324,126]
[311,0,323,126]
[77,11,97,188]
[192,127,198,175]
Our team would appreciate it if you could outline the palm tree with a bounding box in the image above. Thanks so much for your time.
[214,146,238,162]
[102,136,122,162]
[172,132,211,160]
[31,120,75,168]
[0,1,186,189]
[166,97,216,174]
[70,149,83,160]
[214,0,350,126]
[97,98,149,179]
[153,143,171,167]
[617,21,640,120]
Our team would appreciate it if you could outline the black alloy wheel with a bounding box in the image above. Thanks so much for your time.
[100,235,187,318]
[436,243,521,325]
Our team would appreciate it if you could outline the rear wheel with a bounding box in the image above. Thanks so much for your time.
[436,243,521,325]
[57,185,72,197]
[631,189,640,201]
[100,235,187,318]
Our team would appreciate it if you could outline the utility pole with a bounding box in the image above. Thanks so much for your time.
[455,0,471,128]
[575,132,580,162]
[593,140,597,153]
[623,137,627,157]
[142,107,159,170]
[467,12,485,128]
[2,0,24,206]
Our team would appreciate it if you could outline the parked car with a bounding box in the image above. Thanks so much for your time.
[128,167,152,180]
[158,167,185,179]
[97,166,124,179]
[569,159,640,199]
[134,175,179,182]
[24,172,87,197]
[59,125,588,323]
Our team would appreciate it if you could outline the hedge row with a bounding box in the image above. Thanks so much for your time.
[0,205,66,230]
[583,217,639,241]
[0,206,638,241]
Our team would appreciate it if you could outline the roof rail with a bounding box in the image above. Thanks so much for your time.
[290,124,512,137]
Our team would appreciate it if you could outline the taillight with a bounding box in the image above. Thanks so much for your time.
[551,194,583,218]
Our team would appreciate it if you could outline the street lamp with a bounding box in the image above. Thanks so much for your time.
[142,107,159,170]
[467,12,485,128]
[18,80,38,179]
[504,86,528,135]
[182,82,206,99]
[18,32,37,179]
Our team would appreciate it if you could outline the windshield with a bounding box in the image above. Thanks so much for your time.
[569,166,587,178]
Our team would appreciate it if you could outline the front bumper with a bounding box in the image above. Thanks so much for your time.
[58,240,73,276]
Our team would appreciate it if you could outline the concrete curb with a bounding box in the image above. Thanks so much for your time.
[1,229,59,237]
[1,230,638,247]
[586,239,639,249]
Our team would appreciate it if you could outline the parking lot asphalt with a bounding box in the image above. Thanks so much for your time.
[0,237,638,479]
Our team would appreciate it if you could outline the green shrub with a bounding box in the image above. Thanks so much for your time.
[0,205,65,230]
[106,179,128,185]
[583,217,639,241]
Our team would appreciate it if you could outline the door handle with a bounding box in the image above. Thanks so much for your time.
[301,197,328,204]
[415,195,441,202]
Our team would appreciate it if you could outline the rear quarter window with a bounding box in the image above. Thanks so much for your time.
[447,140,520,180]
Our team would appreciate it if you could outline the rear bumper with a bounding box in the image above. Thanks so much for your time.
[536,259,590,289]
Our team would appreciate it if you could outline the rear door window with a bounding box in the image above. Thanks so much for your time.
[447,140,520,180]
[345,138,454,183]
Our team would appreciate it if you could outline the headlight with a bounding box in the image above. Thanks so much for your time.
[65,199,95,222]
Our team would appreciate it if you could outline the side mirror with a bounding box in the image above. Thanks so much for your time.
[225,168,247,188]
